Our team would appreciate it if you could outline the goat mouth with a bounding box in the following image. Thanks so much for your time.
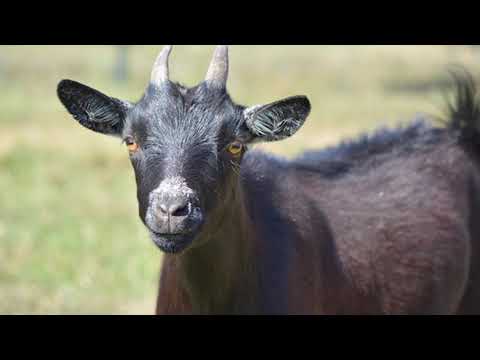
[148,231,196,254]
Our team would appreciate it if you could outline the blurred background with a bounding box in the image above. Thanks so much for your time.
[1,45,479,314]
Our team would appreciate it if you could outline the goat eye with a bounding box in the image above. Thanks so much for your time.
[125,137,139,154]
[227,141,243,156]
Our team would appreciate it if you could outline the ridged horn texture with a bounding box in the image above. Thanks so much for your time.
[150,45,172,86]
[205,45,229,87]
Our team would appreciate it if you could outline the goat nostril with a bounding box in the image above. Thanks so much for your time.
[171,204,189,217]
[159,204,168,214]
[157,201,190,217]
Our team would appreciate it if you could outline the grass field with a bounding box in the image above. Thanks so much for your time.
[1,45,480,314]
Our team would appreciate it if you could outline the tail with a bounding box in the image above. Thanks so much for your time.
[446,68,480,151]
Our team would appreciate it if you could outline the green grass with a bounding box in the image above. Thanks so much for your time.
[1,45,480,314]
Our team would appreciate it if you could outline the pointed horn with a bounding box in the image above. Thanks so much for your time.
[150,45,172,86]
[205,45,229,87]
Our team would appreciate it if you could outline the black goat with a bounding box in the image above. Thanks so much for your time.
[58,46,480,314]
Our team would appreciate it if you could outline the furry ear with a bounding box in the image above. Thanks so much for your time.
[243,96,311,143]
[57,79,132,137]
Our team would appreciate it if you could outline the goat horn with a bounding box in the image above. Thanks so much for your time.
[205,45,229,87]
[150,45,172,86]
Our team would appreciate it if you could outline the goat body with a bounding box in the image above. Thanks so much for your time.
[156,74,480,314]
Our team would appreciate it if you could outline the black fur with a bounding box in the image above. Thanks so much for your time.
[292,70,480,179]
[294,119,448,179]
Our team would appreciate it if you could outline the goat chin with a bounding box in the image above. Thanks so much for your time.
[149,231,197,254]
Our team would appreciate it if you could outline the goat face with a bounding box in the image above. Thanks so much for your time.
[57,46,311,254]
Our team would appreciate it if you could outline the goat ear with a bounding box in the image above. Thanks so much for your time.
[57,79,132,137]
[242,96,311,143]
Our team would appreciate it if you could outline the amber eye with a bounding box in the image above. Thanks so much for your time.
[227,141,243,156]
[125,137,139,154]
